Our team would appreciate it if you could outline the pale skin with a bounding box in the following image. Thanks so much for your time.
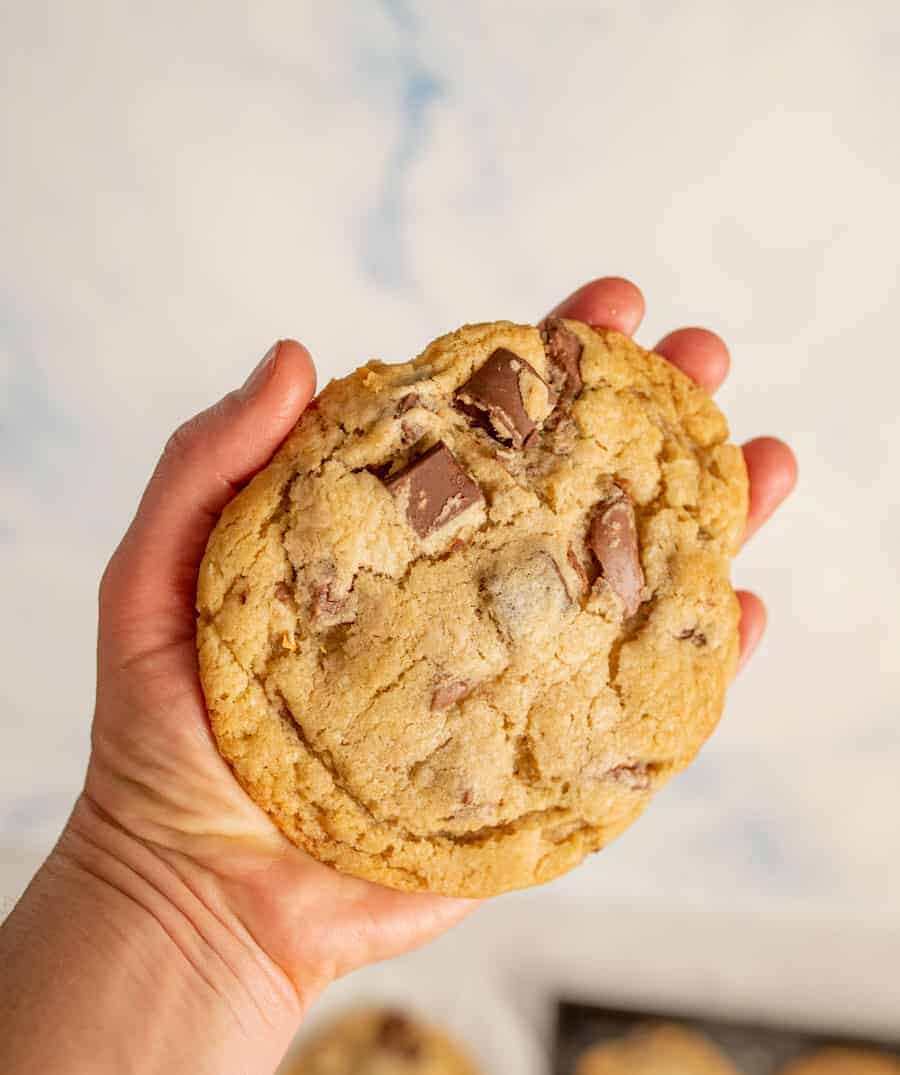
[0,278,797,1073]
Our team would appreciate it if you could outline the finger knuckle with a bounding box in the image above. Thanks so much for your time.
[164,417,199,462]
[98,552,121,611]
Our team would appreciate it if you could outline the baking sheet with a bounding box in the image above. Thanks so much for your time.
[554,999,900,1075]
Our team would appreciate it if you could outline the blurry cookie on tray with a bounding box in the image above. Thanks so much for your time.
[779,1047,900,1075]
[283,1006,480,1074]
[575,1022,738,1075]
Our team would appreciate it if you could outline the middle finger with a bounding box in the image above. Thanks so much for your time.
[653,327,731,393]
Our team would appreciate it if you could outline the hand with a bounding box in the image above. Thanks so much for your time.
[78,278,796,1015]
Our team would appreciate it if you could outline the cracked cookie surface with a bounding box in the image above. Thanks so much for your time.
[197,319,748,897]
[282,1008,479,1075]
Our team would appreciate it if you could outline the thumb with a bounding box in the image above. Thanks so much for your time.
[100,339,316,666]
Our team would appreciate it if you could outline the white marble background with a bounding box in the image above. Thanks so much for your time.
[2,0,899,940]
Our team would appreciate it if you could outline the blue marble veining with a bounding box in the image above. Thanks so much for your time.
[359,1,445,290]
[0,346,77,474]
[0,795,71,845]
[381,0,416,32]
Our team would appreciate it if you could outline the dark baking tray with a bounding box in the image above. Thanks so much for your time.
[554,999,900,1075]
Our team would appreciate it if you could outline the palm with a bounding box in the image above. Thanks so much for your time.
[85,278,795,996]
[89,609,471,990]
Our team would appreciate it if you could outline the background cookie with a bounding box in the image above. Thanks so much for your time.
[197,319,748,896]
[574,1022,738,1074]
[281,1007,480,1075]
[779,1047,900,1075]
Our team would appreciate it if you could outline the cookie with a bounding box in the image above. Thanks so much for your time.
[197,319,748,897]
[779,1048,900,1075]
[574,1023,738,1074]
[281,1007,479,1074]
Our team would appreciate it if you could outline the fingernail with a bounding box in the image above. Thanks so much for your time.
[241,341,281,399]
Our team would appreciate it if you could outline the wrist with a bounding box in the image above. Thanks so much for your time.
[1,796,306,1074]
[63,792,310,1021]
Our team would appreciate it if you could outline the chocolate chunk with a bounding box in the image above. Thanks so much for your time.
[677,627,707,647]
[567,543,597,592]
[377,1013,422,1060]
[454,348,548,449]
[383,441,483,538]
[367,460,393,481]
[307,564,354,626]
[397,392,420,414]
[543,416,578,456]
[481,549,570,642]
[311,579,343,621]
[274,582,292,604]
[606,763,652,790]
[588,489,645,617]
[399,419,422,446]
[541,317,583,419]
[431,680,469,712]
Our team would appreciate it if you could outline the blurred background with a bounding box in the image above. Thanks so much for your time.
[2,0,899,1065]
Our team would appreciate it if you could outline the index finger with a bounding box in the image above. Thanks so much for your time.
[547,276,645,335]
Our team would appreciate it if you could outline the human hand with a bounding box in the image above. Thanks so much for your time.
[76,277,797,1019]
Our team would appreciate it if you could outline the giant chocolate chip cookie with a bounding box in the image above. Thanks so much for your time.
[197,319,748,896]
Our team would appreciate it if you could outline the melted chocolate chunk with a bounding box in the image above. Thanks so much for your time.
[567,543,597,592]
[454,348,546,449]
[399,419,422,447]
[431,680,469,712]
[606,763,652,790]
[677,627,708,647]
[397,392,420,414]
[311,579,344,622]
[541,317,584,420]
[382,441,483,538]
[481,549,570,642]
[376,1013,422,1060]
[588,489,645,617]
